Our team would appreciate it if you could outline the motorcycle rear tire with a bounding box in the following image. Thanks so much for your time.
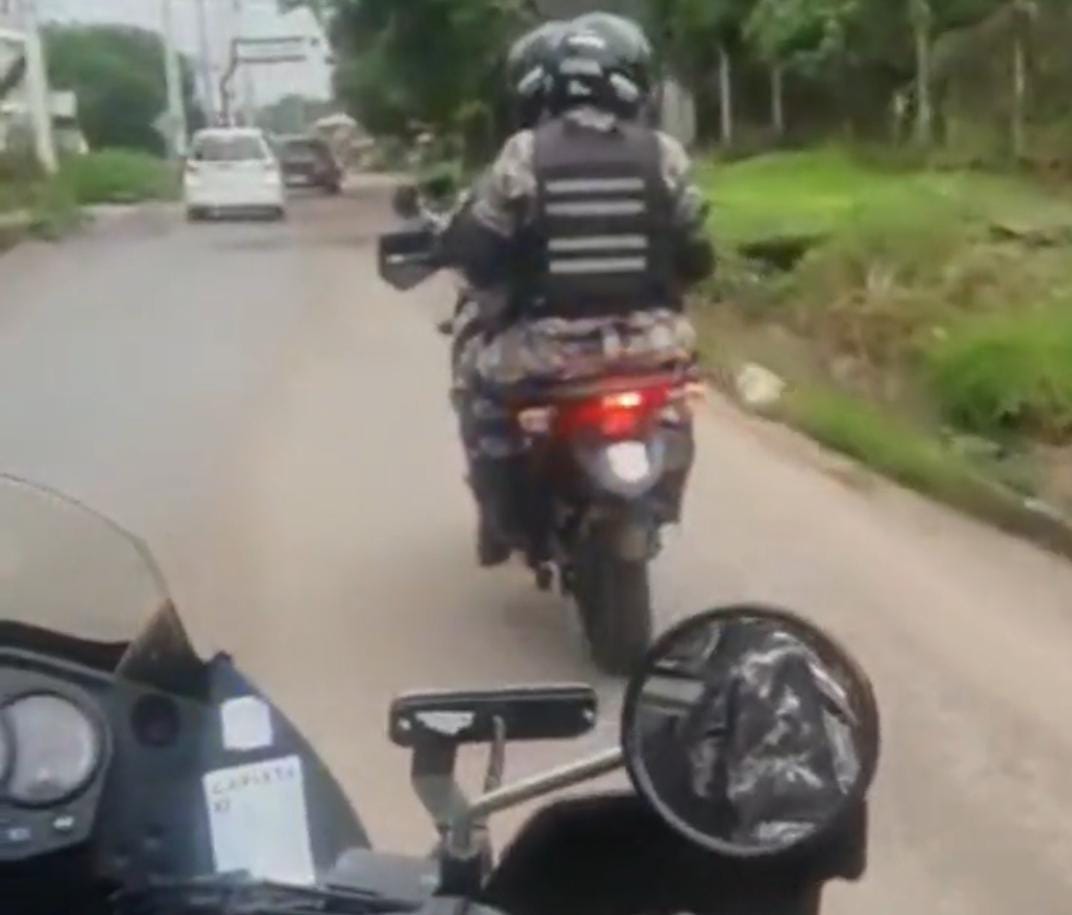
[575,526,652,676]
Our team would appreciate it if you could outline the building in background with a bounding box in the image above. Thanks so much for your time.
[0,87,85,155]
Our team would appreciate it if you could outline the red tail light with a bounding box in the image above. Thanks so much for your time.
[556,386,671,440]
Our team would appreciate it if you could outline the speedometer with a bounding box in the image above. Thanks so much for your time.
[5,694,101,806]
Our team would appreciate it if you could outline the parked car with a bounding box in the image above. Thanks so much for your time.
[276,134,342,194]
[184,127,286,221]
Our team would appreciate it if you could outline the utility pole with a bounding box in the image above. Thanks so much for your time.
[161,0,188,159]
[233,0,256,127]
[19,0,56,173]
[194,0,216,123]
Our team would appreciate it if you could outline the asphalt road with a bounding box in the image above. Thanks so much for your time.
[2,184,1071,914]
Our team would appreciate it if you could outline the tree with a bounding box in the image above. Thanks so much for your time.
[302,0,535,138]
[908,0,934,144]
[649,0,754,144]
[43,25,200,154]
[745,0,858,136]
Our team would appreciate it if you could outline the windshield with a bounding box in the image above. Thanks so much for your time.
[0,475,170,644]
[281,139,331,161]
[193,134,267,162]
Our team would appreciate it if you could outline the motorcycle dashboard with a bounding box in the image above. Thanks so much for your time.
[0,652,116,862]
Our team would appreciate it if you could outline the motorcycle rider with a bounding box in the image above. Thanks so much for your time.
[442,14,715,566]
[445,20,568,380]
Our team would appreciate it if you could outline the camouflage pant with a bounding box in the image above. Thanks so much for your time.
[451,307,697,459]
[453,308,697,393]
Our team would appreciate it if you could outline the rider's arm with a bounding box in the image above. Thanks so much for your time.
[656,133,715,286]
[439,131,535,289]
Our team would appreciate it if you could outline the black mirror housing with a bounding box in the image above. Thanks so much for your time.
[378,227,439,291]
[621,604,879,861]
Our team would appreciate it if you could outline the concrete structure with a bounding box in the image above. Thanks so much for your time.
[0,87,85,155]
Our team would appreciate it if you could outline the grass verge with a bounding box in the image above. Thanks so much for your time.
[928,307,1072,442]
[697,144,1072,548]
[59,149,178,205]
[776,387,1072,553]
[701,146,1072,246]
[1,149,176,249]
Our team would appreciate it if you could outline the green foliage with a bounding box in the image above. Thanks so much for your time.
[744,0,857,72]
[649,0,751,79]
[327,0,530,136]
[44,25,198,154]
[782,386,1002,508]
[698,144,1072,531]
[704,147,892,244]
[27,179,82,240]
[929,308,1072,442]
[0,149,48,217]
[59,150,177,205]
[0,148,43,190]
[704,146,1070,245]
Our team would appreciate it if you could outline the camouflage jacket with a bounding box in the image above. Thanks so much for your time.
[443,107,713,325]
[471,106,710,243]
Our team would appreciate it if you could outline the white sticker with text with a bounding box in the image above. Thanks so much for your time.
[203,755,315,886]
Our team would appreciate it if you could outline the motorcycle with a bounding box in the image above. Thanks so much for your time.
[378,189,701,675]
[0,474,879,915]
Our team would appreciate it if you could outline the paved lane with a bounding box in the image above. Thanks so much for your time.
[2,185,1070,914]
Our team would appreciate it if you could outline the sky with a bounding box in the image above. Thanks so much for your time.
[32,0,334,110]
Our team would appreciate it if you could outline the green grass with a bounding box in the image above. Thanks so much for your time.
[701,147,1072,247]
[929,307,1072,442]
[781,387,1019,517]
[696,146,1072,535]
[59,149,177,205]
[26,178,82,240]
[1,149,174,245]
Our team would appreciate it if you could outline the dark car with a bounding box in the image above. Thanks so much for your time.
[276,135,342,194]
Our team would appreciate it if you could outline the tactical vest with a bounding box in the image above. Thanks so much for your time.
[525,117,676,319]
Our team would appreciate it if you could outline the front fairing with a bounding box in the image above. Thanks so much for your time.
[0,475,369,893]
[87,651,371,887]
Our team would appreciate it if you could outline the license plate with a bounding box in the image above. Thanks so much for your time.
[606,442,651,483]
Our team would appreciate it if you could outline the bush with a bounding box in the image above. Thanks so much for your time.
[928,309,1072,442]
[0,148,43,187]
[27,179,82,240]
[60,150,176,204]
[0,148,46,214]
[779,193,972,372]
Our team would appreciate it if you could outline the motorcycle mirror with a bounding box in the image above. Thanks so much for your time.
[392,183,421,220]
[378,227,439,291]
[621,605,879,859]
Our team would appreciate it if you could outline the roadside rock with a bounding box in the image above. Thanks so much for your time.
[948,432,1006,462]
[735,363,787,411]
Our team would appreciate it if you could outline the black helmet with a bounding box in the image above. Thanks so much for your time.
[572,12,654,83]
[506,21,567,129]
[547,15,654,119]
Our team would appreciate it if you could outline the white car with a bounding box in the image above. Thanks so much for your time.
[184,128,286,221]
